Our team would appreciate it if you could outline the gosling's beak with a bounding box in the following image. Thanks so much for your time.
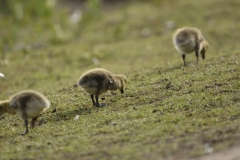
[0,73,4,77]
[201,51,205,60]
[120,89,124,94]
[200,47,206,60]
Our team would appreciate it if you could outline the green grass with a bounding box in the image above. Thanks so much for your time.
[0,0,240,159]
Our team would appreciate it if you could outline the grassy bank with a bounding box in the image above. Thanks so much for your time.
[0,0,240,159]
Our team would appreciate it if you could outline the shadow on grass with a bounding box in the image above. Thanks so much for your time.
[47,105,97,122]
[160,65,183,73]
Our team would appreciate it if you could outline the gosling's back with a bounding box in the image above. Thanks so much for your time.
[78,68,114,95]
[173,27,203,54]
[9,90,50,118]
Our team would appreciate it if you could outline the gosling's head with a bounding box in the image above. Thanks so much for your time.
[113,74,127,94]
[200,40,209,60]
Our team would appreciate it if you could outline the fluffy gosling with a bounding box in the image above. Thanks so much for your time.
[78,68,127,107]
[173,27,209,66]
[0,90,50,135]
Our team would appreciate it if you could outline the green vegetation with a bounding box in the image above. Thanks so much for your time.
[0,0,240,159]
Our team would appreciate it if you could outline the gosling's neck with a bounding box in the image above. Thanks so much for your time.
[108,77,121,91]
[114,77,122,89]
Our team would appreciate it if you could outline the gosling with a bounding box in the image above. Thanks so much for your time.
[78,68,127,107]
[173,27,209,66]
[0,90,50,135]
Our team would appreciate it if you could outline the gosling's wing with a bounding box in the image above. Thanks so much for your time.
[79,78,99,88]
[0,73,4,77]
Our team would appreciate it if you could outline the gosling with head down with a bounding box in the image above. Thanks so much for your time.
[0,90,50,135]
[78,68,127,107]
[173,27,209,66]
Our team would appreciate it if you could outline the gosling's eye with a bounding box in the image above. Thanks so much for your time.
[108,79,113,84]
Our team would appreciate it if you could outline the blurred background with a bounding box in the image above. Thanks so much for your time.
[1,0,239,54]
[0,0,155,53]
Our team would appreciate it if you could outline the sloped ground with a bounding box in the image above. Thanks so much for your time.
[0,0,240,159]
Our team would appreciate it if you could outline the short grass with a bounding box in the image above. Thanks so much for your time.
[0,0,240,159]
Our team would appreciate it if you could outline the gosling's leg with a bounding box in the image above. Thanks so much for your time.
[24,119,29,134]
[95,95,100,107]
[90,95,96,106]
[182,54,187,66]
[19,119,29,135]
[195,50,199,64]
[95,95,105,108]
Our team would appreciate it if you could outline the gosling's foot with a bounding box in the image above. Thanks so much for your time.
[18,131,28,135]
[96,103,106,108]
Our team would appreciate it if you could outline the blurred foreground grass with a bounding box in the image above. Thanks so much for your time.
[0,0,240,159]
